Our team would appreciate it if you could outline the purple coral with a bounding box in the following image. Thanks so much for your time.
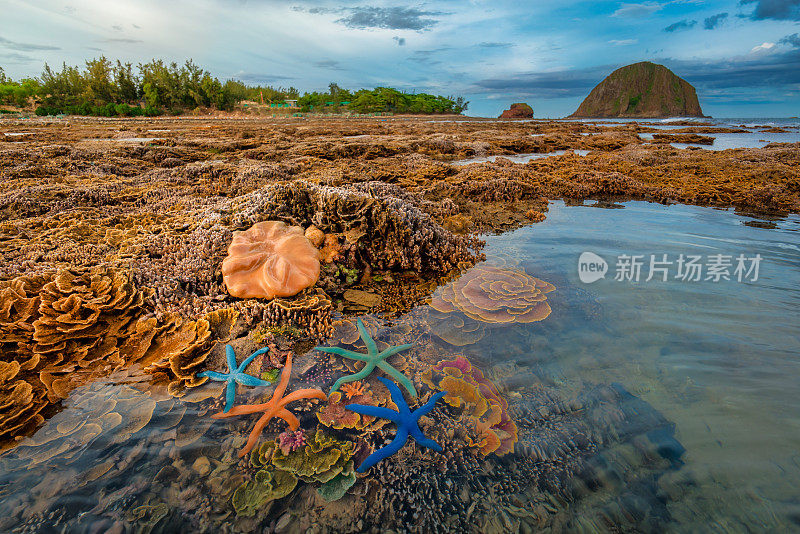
[278,430,306,455]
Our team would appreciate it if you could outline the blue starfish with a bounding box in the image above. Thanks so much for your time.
[346,377,447,472]
[198,345,271,413]
[314,318,416,397]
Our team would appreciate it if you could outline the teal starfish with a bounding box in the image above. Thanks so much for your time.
[198,345,271,413]
[314,318,416,397]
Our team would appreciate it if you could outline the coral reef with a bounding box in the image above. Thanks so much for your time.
[317,471,357,502]
[426,309,486,346]
[346,377,447,472]
[228,180,482,273]
[314,318,416,397]
[222,220,320,299]
[422,355,518,456]
[0,268,232,445]
[210,352,326,457]
[430,264,555,324]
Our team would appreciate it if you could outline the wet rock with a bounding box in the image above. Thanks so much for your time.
[343,289,381,308]
[192,456,211,476]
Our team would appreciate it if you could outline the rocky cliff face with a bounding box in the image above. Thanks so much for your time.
[570,62,704,118]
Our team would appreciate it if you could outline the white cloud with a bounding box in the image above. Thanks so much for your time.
[612,2,662,18]
[750,42,775,53]
[609,39,639,45]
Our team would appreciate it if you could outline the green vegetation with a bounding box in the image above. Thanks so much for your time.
[298,83,467,114]
[0,58,467,116]
[627,94,641,109]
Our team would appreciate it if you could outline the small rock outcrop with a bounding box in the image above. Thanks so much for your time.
[570,62,704,118]
[499,103,533,119]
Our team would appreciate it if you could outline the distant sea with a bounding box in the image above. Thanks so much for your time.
[571,117,800,150]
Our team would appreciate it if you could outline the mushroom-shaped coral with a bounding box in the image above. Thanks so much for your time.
[429,265,555,324]
[222,221,321,300]
[422,356,518,456]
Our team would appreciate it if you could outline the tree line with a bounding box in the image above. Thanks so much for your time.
[0,58,468,117]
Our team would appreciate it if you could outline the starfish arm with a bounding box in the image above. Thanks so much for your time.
[239,409,278,457]
[239,346,270,371]
[278,388,327,407]
[345,403,401,422]
[224,381,237,413]
[234,373,271,387]
[377,344,414,359]
[413,435,443,452]
[412,390,447,418]
[211,401,272,418]
[357,319,378,355]
[356,427,408,473]
[314,346,372,362]
[198,370,229,381]
[375,376,410,409]
[377,362,417,398]
[225,345,238,372]
[330,364,376,394]
[276,408,300,430]
[273,353,294,399]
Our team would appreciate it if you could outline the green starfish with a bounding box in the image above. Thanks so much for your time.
[314,318,416,397]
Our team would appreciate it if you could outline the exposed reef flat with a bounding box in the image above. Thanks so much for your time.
[0,115,797,532]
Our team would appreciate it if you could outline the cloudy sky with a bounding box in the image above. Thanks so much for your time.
[2,0,799,117]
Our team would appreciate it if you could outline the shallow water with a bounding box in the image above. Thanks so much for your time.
[475,201,800,530]
[596,117,800,149]
[1,201,799,532]
[453,150,591,165]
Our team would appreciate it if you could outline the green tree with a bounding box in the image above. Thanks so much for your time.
[114,61,138,103]
[83,56,115,105]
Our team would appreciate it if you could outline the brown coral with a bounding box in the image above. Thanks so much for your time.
[222,220,321,300]
[316,385,395,432]
[422,355,518,456]
[430,265,555,324]
[228,181,483,274]
[0,268,235,447]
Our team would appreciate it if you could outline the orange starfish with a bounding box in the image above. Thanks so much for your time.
[211,352,326,457]
[341,381,367,399]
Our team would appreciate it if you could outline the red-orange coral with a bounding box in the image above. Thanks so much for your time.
[422,355,517,456]
[341,381,366,399]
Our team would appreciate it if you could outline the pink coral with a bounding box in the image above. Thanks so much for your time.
[222,221,320,299]
[278,429,307,455]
